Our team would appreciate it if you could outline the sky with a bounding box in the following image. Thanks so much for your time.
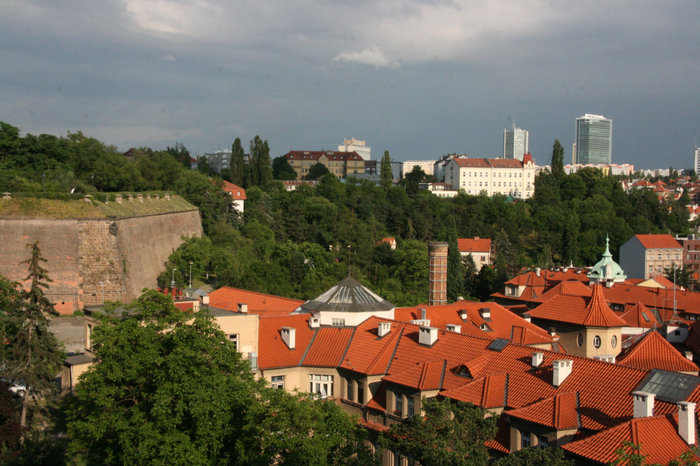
[1,0,699,169]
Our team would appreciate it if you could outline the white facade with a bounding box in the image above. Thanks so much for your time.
[402,160,435,177]
[695,147,700,174]
[564,163,635,176]
[503,125,529,161]
[445,157,538,199]
[338,138,371,160]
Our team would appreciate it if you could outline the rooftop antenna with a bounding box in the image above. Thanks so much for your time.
[347,244,352,277]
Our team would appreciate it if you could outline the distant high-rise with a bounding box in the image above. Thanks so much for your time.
[338,138,371,160]
[503,124,529,161]
[695,147,700,174]
[575,114,612,164]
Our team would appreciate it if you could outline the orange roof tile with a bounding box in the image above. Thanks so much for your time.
[583,284,628,327]
[383,359,446,390]
[339,320,407,375]
[620,302,663,329]
[457,238,491,253]
[506,392,580,430]
[221,180,247,200]
[529,284,626,328]
[301,326,354,367]
[563,414,698,465]
[208,286,303,315]
[617,331,698,373]
[257,314,315,369]
[440,373,508,409]
[634,234,682,250]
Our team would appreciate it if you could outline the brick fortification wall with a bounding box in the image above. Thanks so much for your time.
[0,210,202,314]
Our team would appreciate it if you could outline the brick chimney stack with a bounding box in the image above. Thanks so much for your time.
[428,242,448,306]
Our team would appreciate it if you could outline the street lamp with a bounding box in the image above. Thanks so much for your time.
[171,268,177,289]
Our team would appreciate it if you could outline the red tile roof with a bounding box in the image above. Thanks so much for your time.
[457,238,491,253]
[394,301,555,346]
[221,180,247,200]
[284,150,364,161]
[563,414,698,465]
[634,234,682,250]
[302,326,354,367]
[617,331,698,374]
[620,302,664,329]
[529,284,626,328]
[506,392,580,430]
[383,359,446,391]
[257,314,316,369]
[452,157,527,169]
[207,286,303,316]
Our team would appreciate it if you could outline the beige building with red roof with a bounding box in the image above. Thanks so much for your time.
[283,150,365,180]
[220,180,246,213]
[620,234,683,279]
[457,237,492,270]
[444,154,538,199]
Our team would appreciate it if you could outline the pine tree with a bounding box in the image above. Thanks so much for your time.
[5,242,65,432]
[249,135,272,188]
[551,139,564,179]
[447,230,464,302]
[380,150,393,189]
[230,137,247,186]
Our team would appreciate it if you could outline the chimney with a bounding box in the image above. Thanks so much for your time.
[238,303,248,313]
[553,360,573,387]
[309,317,320,329]
[248,352,258,371]
[632,391,655,418]
[202,295,209,306]
[535,267,541,277]
[479,307,491,320]
[548,327,557,337]
[420,308,427,320]
[428,242,448,306]
[677,402,696,445]
[459,310,468,321]
[446,324,461,333]
[522,313,531,323]
[419,326,438,346]
[281,327,296,350]
[378,321,391,337]
[532,352,544,368]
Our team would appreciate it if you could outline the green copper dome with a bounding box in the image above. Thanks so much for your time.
[588,236,627,283]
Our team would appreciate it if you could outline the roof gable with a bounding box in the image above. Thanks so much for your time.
[634,234,682,250]
[617,331,698,373]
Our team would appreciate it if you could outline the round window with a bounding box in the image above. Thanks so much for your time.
[577,333,583,347]
[593,335,601,348]
[611,335,617,348]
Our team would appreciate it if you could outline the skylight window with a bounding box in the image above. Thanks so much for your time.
[635,370,700,403]
[487,338,509,352]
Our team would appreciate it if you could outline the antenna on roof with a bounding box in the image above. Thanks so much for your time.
[347,244,352,277]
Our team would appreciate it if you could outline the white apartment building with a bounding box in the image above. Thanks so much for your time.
[402,160,435,177]
[695,147,700,174]
[338,138,371,160]
[445,155,538,199]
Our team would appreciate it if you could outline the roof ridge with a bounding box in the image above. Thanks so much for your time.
[377,324,406,374]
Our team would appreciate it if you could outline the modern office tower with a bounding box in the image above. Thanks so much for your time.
[575,114,612,164]
[503,124,529,161]
[695,147,700,174]
[338,138,371,160]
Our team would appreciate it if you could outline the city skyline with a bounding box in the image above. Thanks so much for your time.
[1,1,699,169]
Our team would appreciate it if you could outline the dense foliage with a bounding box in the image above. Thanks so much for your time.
[64,290,375,465]
[0,122,692,303]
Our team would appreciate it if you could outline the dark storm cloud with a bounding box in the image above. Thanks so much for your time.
[1,0,698,168]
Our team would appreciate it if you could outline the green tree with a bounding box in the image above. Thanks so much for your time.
[380,398,497,466]
[231,137,247,186]
[380,150,393,189]
[551,139,564,179]
[306,162,330,180]
[492,446,572,465]
[236,387,376,465]
[272,155,297,180]
[664,265,695,291]
[447,231,465,302]
[65,290,259,464]
[3,242,65,432]
[165,143,191,169]
[248,135,273,188]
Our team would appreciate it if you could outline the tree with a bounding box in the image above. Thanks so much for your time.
[272,155,297,180]
[447,230,465,302]
[248,135,273,188]
[231,137,247,186]
[492,446,572,465]
[380,398,497,466]
[65,290,259,464]
[165,143,191,169]
[305,162,330,180]
[235,388,376,465]
[551,139,564,179]
[380,150,393,189]
[3,242,65,433]
[664,265,696,291]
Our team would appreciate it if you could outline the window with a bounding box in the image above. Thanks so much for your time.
[331,318,345,327]
[346,378,354,401]
[357,383,364,404]
[310,374,334,398]
[521,431,531,449]
[538,435,549,448]
[611,335,617,348]
[395,391,403,415]
[270,375,284,389]
[593,335,601,348]
[577,333,583,348]
[407,395,415,416]
[228,333,239,350]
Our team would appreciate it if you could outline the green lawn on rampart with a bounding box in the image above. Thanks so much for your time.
[0,195,197,219]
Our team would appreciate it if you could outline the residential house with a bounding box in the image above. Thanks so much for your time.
[458,237,492,270]
[619,234,683,279]
[221,180,246,213]
[283,150,365,180]
[445,154,538,199]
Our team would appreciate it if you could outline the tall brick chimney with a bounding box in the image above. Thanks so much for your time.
[428,242,448,306]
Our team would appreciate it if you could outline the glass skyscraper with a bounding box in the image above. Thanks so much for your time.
[575,114,612,164]
[503,125,529,161]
